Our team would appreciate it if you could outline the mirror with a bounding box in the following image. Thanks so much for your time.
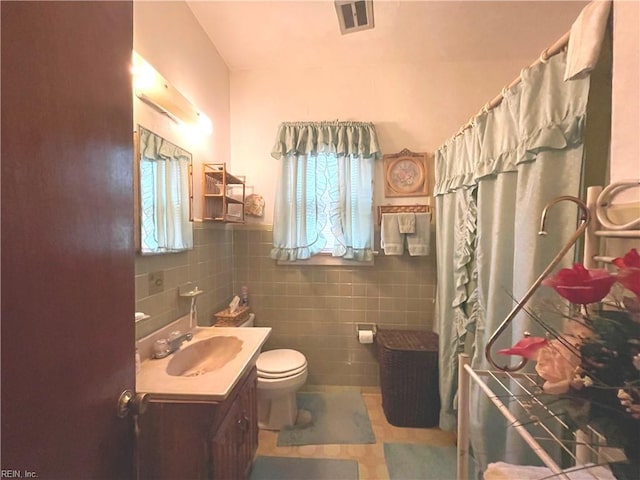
[135,125,194,254]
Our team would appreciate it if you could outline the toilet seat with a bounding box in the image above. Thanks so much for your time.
[257,349,307,379]
[257,367,308,388]
[258,363,307,379]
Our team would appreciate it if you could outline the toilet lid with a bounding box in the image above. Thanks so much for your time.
[258,363,307,379]
[257,349,307,375]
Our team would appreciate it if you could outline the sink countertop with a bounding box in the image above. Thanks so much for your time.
[136,326,271,401]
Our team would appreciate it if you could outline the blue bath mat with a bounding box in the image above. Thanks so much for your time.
[277,391,376,446]
[384,443,458,480]
[249,456,358,480]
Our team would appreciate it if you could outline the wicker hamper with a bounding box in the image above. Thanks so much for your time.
[376,329,440,428]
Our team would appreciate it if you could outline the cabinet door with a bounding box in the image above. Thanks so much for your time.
[238,369,258,476]
[210,396,244,479]
[210,367,257,480]
[136,369,258,479]
[138,402,212,480]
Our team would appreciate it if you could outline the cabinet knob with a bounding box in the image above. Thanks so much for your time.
[236,412,250,446]
[237,413,250,432]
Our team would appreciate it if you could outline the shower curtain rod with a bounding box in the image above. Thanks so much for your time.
[450,31,570,140]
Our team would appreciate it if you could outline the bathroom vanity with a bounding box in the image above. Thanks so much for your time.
[137,366,257,479]
[136,326,271,479]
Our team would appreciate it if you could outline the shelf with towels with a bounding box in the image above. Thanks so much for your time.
[379,209,432,256]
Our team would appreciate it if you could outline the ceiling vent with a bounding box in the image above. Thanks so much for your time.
[335,1,375,35]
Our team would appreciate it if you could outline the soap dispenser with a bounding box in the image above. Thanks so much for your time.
[241,285,249,306]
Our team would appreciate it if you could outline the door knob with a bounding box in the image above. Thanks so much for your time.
[117,390,150,418]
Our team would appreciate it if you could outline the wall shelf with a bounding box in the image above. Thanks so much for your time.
[202,163,245,223]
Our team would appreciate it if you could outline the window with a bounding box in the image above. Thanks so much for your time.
[137,126,193,254]
[270,121,381,263]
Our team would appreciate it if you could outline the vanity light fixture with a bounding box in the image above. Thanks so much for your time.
[132,51,212,136]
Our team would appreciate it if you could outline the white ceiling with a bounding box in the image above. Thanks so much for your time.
[186,1,589,71]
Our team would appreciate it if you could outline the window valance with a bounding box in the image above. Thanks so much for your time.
[271,121,382,160]
[139,125,192,163]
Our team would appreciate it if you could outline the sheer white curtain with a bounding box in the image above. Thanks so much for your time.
[434,50,591,470]
[139,126,193,254]
[270,121,380,261]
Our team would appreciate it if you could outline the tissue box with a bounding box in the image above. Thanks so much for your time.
[213,305,250,327]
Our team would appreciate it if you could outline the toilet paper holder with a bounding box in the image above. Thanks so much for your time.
[355,323,377,337]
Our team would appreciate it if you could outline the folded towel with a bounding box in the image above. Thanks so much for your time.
[406,213,431,256]
[484,461,616,480]
[564,0,612,81]
[381,214,404,255]
[397,213,416,233]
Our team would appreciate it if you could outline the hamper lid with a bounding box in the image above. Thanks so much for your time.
[257,349,307,374]
[376,329,438,352]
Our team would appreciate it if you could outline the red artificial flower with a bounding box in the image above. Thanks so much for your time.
[613,248,640,298]
[497,336,548,360]
[613,248,640,269]
[542,264,616,305]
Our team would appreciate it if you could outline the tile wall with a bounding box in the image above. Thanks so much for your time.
[232,225,437,386]
[134,222,438,387]
[135,223,234,339]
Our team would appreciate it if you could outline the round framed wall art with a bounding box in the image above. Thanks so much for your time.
[383,149,432,197]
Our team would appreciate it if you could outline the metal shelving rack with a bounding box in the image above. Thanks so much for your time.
[456,181,640,480]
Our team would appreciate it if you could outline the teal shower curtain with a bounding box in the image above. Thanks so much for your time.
[434,50,591,471]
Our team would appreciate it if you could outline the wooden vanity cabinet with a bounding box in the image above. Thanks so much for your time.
[138,366,258,480]
[210,367,258,479]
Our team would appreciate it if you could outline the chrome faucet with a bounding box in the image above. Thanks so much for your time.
[152,331,194,359]
[168,332,193,353]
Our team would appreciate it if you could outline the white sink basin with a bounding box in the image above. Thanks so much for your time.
[166,335,243,377]
[136,326,271,401]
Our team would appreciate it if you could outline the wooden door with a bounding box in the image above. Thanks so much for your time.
[1,2,135,478]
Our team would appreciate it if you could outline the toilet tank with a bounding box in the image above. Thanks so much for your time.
[239,313,255,327]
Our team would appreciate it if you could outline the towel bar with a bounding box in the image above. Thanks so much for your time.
[378,205,431,225]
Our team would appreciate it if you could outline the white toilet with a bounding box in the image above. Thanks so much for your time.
[240,314,308,430]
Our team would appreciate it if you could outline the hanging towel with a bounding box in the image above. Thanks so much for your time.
[406,213,431,256]
[484,461,616,480]
[381,214,404,255]
[397,213,416,233]
[563,0,612,81]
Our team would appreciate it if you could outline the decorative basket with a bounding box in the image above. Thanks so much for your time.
[213,305,251,327]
